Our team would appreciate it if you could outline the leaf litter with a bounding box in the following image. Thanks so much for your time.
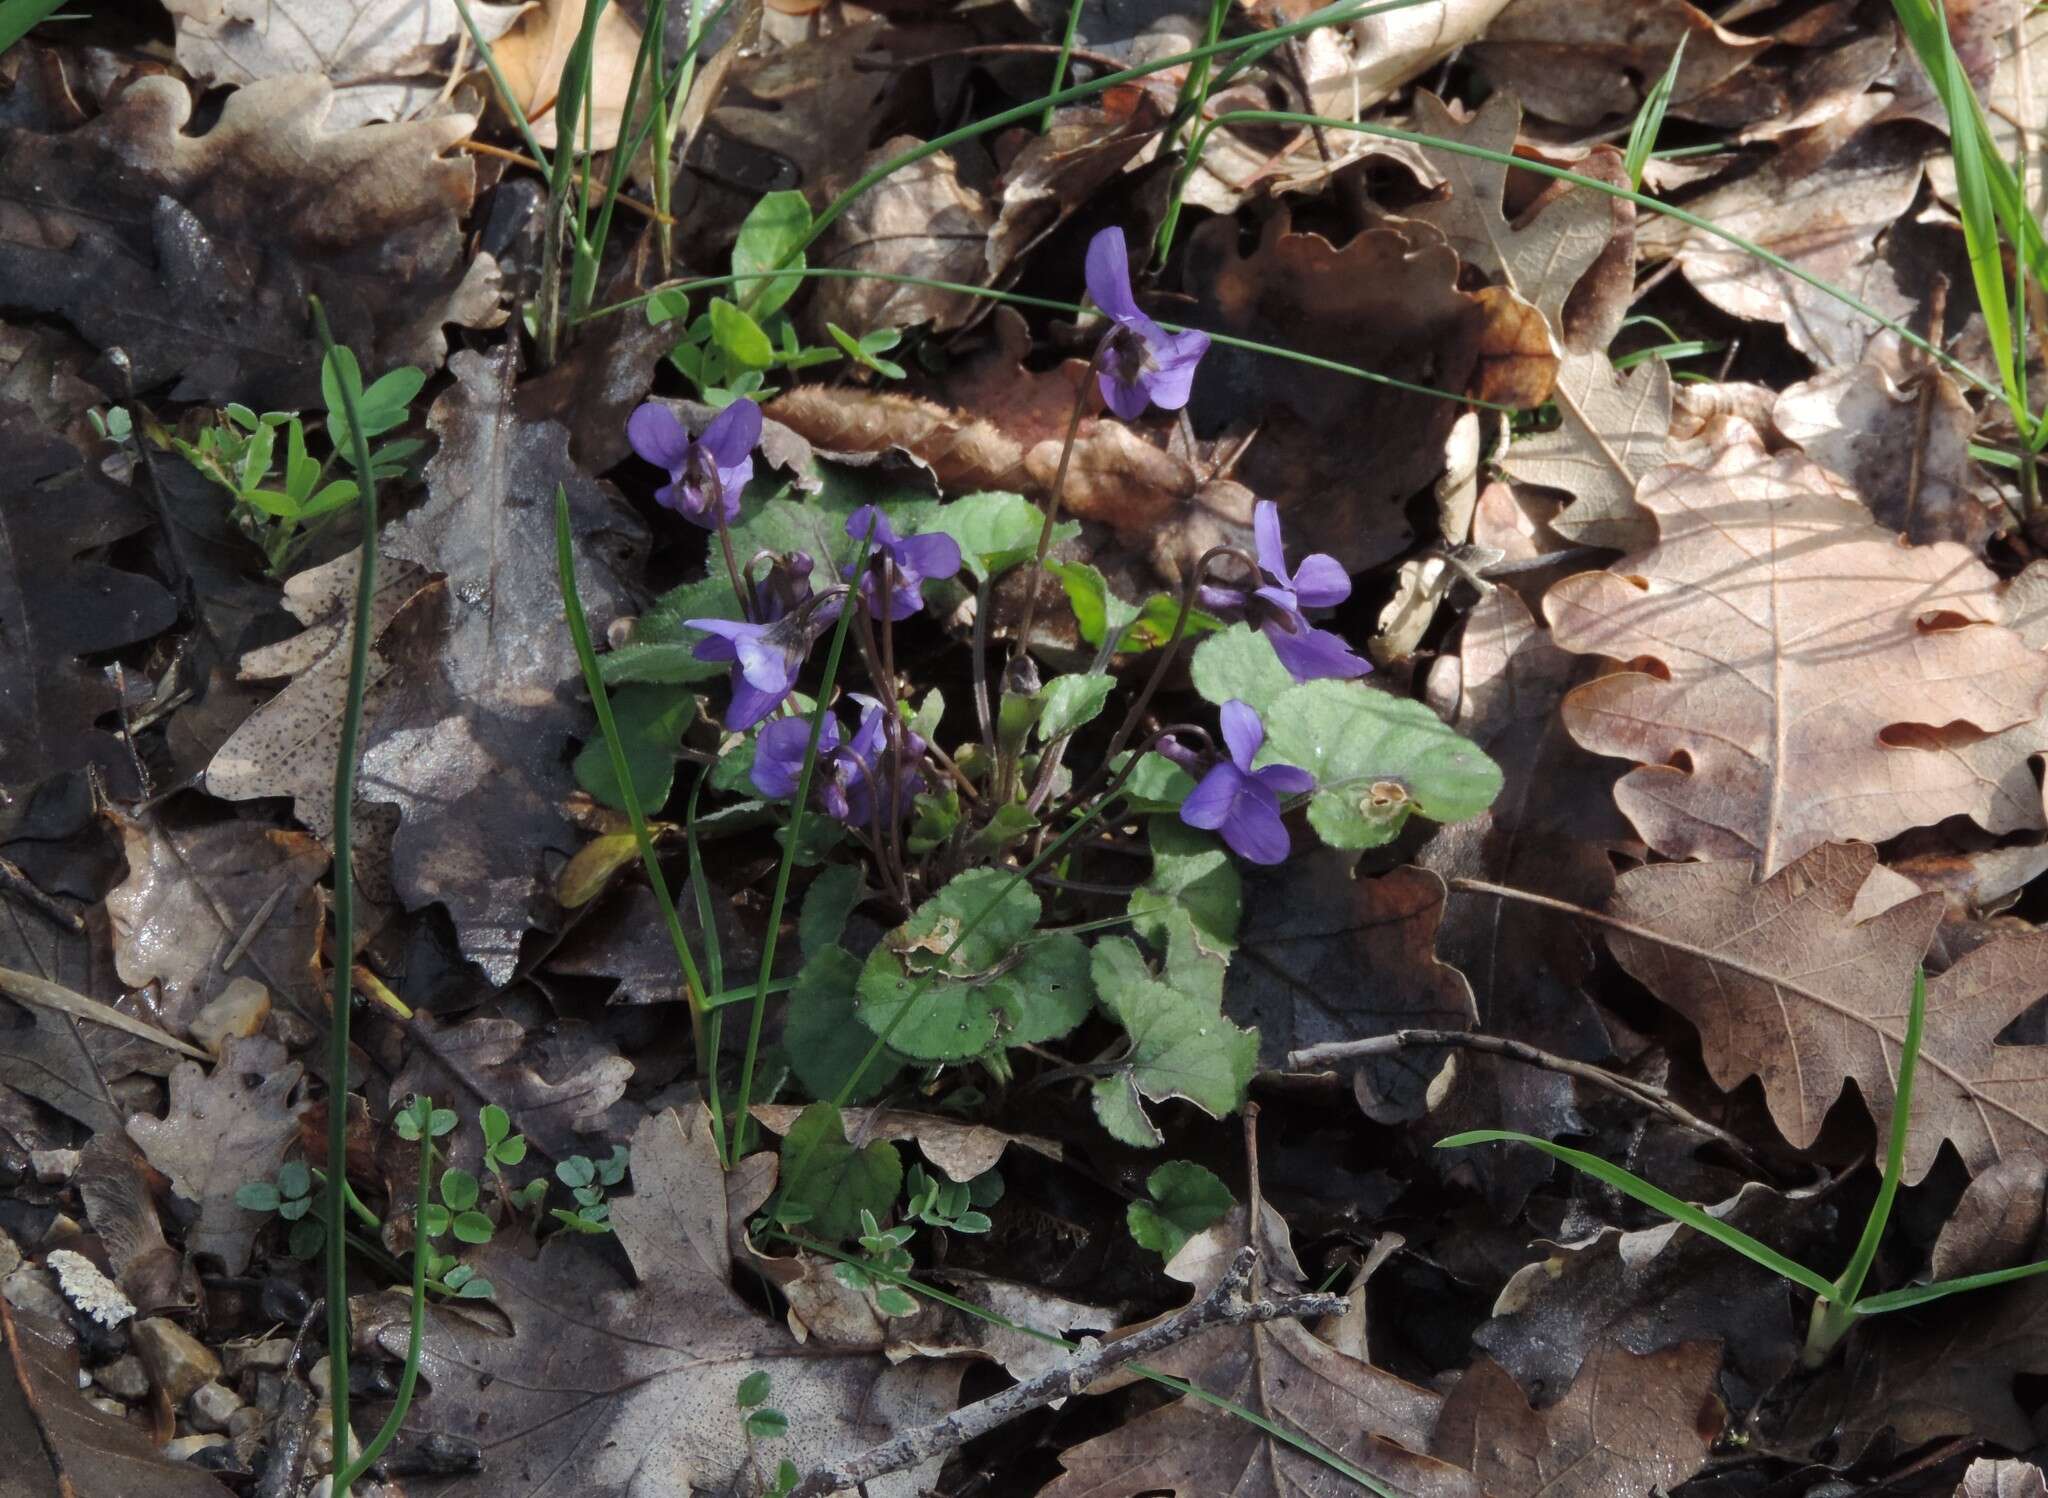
[10,1,2048,1494]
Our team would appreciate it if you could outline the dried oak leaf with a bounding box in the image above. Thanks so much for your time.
[1465,0,1770,129]
[0,987,121,1136]
[1476,1179,1827,1407]
[1430,1339,1724,1496]
[1182,212,1507,573]
[102,810,329,1034]
[1229,857,1477,1121]
[746,1106,1059,1182]
[1417,587,1628,1215]
[387,1013,634,1167]
[356,346,649,983]
[1545,446,2048,874]
[163,0,526,128]
[1046,1204,1479,1498]
[1500,353,1698,551]
[0,406,177,794]
[812,137,995,336]
[765,388,1026,494]
[489,0,647,150]
[1774,356,2006,550]
[1606,843,2048,1177]
[1394,92,1630,352]
[0,1305,233,1498]
[1024,419,1199,539]
[370,1104,965,1496]
[125,1035,306,1275]
[1960,1460,2048,1498]
[1638,126,1929,370]
[0,74,498,406]
[1920,7,2048,212]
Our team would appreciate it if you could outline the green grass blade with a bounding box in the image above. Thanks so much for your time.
[0,0,68,54]
[1437,1130,1838,1299]
[1042,0,1087,132]
[553,484,711,1060]
[1855,1257,2048,1315]
[331,1111,432,1492]
[1833,967,1925,1310]
[1624,36,1686,189]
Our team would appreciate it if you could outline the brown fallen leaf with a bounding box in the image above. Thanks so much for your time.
[369,1104,966,1496]
[747,1106,1060,1182]
[1475,1178,1827,1407]
[1228,858,1478,1122]
[164,0,526,127]
[1774,356,2005,549]
[1394,93,1629,351]
[1604,842,2048,1178]
[1959,1460,2048,1498]
[102,811,329,1035]
[1919,7,2048,214]
[986,94,1164,276]
[489,0,645,149]
[1640,126,1930,369]
[811,137,995,336]
[0,986,121,1136]
[74,1134,196,1318]
[1046,1204,1479,1497]
[1466,0,1770,128]
[0,75,499,406]
[766,388,1026,495]
[1500,353,1697,550]
[1545,446,2048,874]
[0,1303,233,1498]
[357,346,649,983]
[1430,1339,1724,1496]
[1922,560,2048,837]
[125,1035,306,1275]
[0,407,178,795]
[386,1013,634,1167]
[1024,419,1199,539]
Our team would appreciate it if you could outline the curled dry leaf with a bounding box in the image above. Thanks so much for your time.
[1774,357,2005,549]
[388,1013,634,1167]
[0,407,178,794]
[0,75,499,406]
[163,0,526,127]
[74,1134,195,1317]
[373,1105,966,1497]
[1047,1205,1480,1498]
[358,347,649,982]
[1024,420,1198,539]
[1430,1340,1724,1497]
[125,1035,306,1276]
[1605,842,2048,1178]
[1545,446,2048,873]
[102,811,329,1034]
[746,1106,1060,1182]
[1466,0,1770,128]
[489,0,647,149]
[812,137,995,336]
[767,388,1026,495]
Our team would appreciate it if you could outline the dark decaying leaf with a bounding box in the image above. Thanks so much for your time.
[386,1013,635,1168]
[0,1304,232,1498]
[0,405,177,795]
[357,347,649,983]
[366,1105,964,1497]
[0,75,500,406]
[1230,857,1477,1119]
[74,1133,196,1317]
[1430,1339,1724,1496]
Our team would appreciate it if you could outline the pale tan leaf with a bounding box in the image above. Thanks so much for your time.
[766,388,1025,494]
[1502,352,1692,550]
[1430,1340,1724,1497]
[1544,446,2048,874]
[1024,421,1197,539]
[747,1106,1060,1183]
[1604,843,2048,1178]
[811,138,994,336]
[1958,1459,2048,1498]
[490,0,644,149]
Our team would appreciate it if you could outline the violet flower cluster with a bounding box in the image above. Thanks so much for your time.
[627,397,760,527]
[1204,500,1370,683]
[844,506,962,621]
[1085,227,1210,420]
[1175,700,1314,865]
[753,695,926,828]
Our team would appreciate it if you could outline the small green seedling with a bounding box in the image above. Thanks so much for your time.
[393,1096,498,1300]
[1442,969,2048,1365]
[832,1210,919,1317]
[236,1160,322,1260]
[1622,36,1686,190]
[902,1163,999,1234]
[551,1145,629,1234]
[1127,1160,1233,1261]
[87,405,133,447]
[737,1370,800,1496]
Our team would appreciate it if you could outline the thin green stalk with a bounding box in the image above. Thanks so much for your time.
[1804,967,1927,1365]
[1623,36,1686,190]
[330,1116,433,1493]
[452,0,553,173]
[573,0,669,320]
[583,266,1524,412]
[308,297,379,1498]
[1170,0,1233,155]
[730,551,871,1163]
[773,1230,1400,1497]
[553,484,711,1065]
[0,0,66,53]
[535,0,610,366]
[1041,0,1088,132]
[685,768,729,1161]
[1161,110,2002,399]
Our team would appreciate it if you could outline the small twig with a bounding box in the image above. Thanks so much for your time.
[1283,1028,1767,1172]
[785,1246,1343,1498]
[0,855,82,933]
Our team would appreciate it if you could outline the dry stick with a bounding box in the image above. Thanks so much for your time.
[784,1246,1343,1498]
[1284,1029,1767,1172]
[0,855,82,933]
[1902,274,1951,538]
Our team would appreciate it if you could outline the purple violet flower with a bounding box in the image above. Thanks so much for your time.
[844,506,962,621]
[753,695,926,826]
[1201,499,1370,683]
[626,397,762,527]
[685,552,836,730]
[1179,700,1314,865]
[1084,226,1210,421]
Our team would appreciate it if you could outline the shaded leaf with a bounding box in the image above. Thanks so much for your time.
[777,1103,904,1243]
[1128,1161,1233,1261]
